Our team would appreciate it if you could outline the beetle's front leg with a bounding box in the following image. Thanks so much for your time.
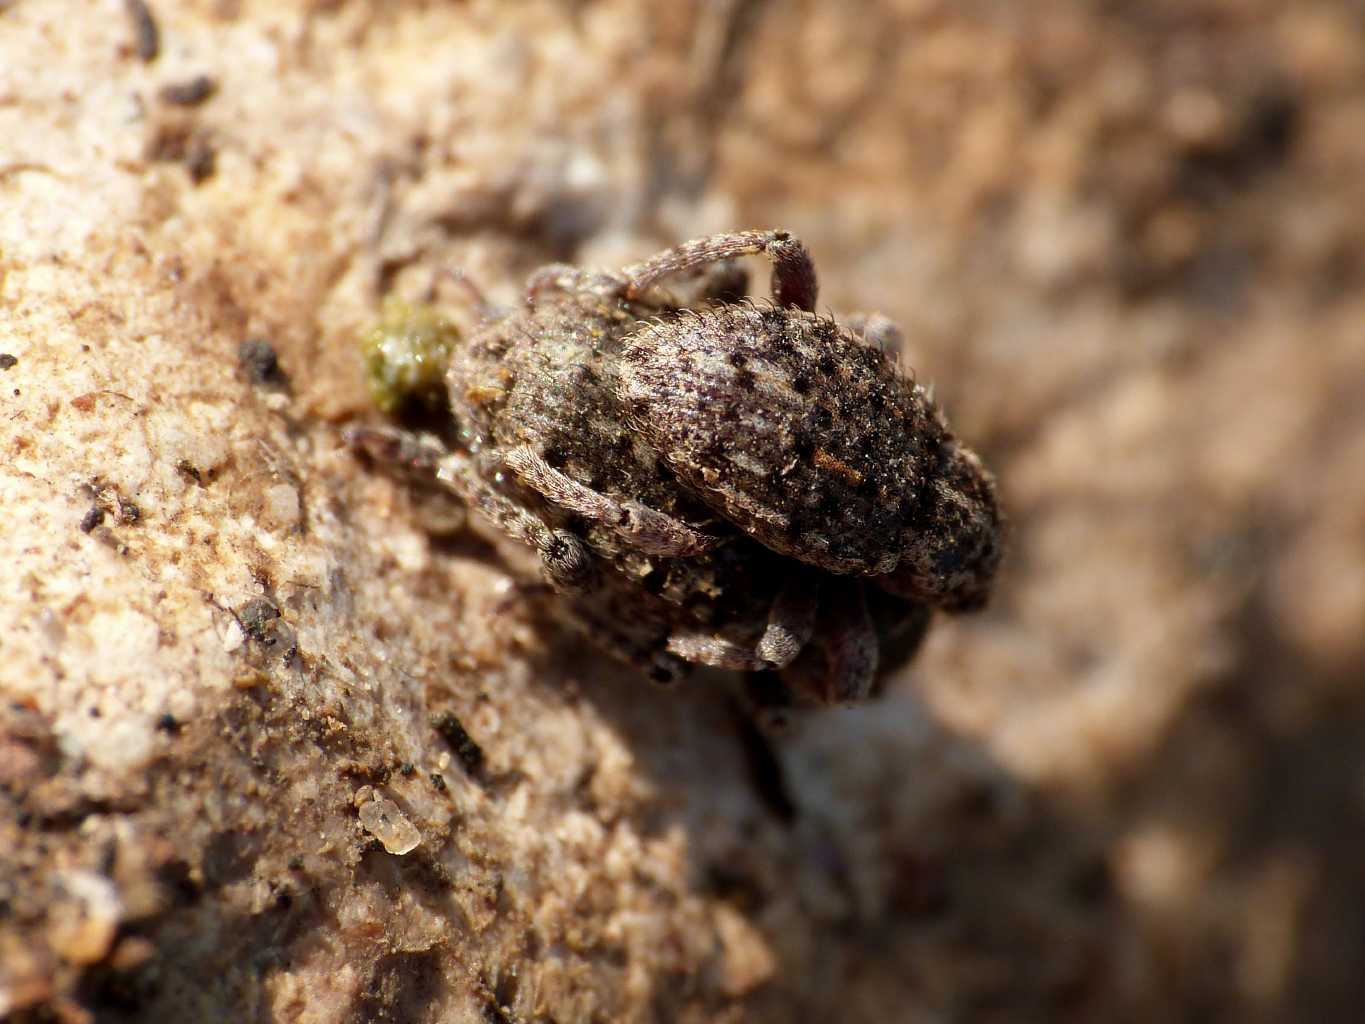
[665,631,770,671]
[622,229,819,312]
[346,425,592,590]
[502,445,715,557]
[429,449,596,592]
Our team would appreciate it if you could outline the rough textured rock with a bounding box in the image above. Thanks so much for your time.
[2,1,1363,1021]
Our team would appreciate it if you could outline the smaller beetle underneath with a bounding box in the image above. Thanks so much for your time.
[350,229,1003,725]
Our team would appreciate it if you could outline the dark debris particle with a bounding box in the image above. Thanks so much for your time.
[1069,854,1115,906]
[704,862,767,913]
[159,75,216,107]
[184,139,216,184]
[1178,85,1301,200]
[735,709,796,822]
[433,712,485,778]
[647,665,678,687]
[157,859,201,906]
[143,122,215,184]
[124,0,159,62]
[0,353,15,370]
[237,597,281,644]
[237,337,289,388]
[155,713,181,735]
[175,459,204,486]
[79,506,106,533]
[144,123,191,163]
[429,772,447,792]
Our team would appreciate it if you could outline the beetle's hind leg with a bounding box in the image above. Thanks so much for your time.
[755,579,820,667]
[666,631,770,671]
[779,579,879,706]
[417,448,593,592]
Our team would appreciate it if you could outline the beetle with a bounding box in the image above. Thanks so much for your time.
[349,230,1002,709]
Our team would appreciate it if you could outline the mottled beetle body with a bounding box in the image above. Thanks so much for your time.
[350,230,1002,713]
[620,304,1001,610]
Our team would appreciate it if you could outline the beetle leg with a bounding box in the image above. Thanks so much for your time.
[429,267,499,321]
[346,425,593,591]
[666,631,769,671]
[525,264,631,305]
[865,585,933,685]
[755,578,820,668]
[667,577,818,673]
[732,694,798,817]
[816,580,880,705]
[423,449,591,592]
[344,423,450,480]
[822,581,879,704]
[622,229,818,312]
[503,445,715,557]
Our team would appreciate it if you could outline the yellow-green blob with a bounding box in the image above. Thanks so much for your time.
[359,297,460,414]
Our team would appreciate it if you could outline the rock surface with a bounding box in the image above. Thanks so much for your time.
[2,1,1363,1021]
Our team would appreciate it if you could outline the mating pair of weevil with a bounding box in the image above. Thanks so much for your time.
[350,229,1003,723]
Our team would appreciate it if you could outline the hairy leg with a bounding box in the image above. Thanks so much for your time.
[817,580,880,705]
[503,445,715,557]
[668,574,819,673]
[425,450,590,591]
[666,630,770,671]
[344,423,450,479]
[622,229,819,312]
[755,579,820,667]
[525,264,629,306]
[866,589,933,686]
[347,425,592,591]
[429,267,499,321]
